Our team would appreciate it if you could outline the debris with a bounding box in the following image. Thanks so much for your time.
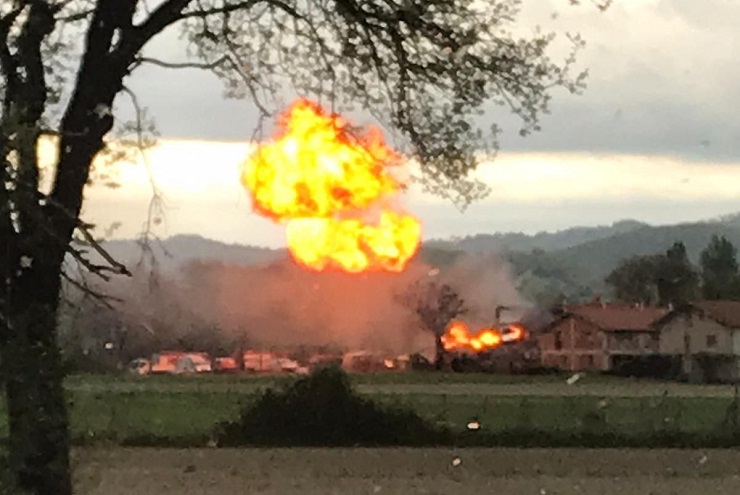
[566,373,582,385]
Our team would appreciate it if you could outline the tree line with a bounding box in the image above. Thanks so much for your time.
[605,235,740,306]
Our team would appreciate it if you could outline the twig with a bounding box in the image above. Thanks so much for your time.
[119,85,167,272]
[56,8,94,22]
[64,244,120,282]
[74,220,132,276]
[61,271,122,309]
[133,55,229,70]
[178,0,260,19]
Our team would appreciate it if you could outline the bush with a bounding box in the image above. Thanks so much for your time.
[215,366,446,447]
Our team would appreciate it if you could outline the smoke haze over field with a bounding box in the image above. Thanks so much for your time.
[75,251,528,358]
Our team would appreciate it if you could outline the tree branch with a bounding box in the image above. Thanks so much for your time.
[61,271,122,309]
[56,9,94,23]
[73,221,131,277]
[129,0,193,51]
[0,5,23,80]
[179,0,260,19]
[133,54,229,70]
[64,247,117,282]
[118,85,167,271]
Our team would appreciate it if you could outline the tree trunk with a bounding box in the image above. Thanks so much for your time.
[1,249,71,495]
[0,1,179,492]
[0,51,119,495]
[434,334,446,371]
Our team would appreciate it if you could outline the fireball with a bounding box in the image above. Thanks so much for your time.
[241,99,421,272]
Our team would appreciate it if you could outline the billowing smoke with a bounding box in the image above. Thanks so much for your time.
[67,250,529,360]
[437,252,529,328]
[175,258,432,354]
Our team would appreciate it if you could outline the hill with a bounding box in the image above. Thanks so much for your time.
[505,219,740,305]
[424,216,740,305]
[425,219,649,253]
[93,213,740,306]
[100,234,284,272]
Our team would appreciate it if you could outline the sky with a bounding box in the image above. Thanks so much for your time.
[77,0,740,248]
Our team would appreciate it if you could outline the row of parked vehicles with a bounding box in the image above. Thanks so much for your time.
[128,350,312,375]
[128,349,416,375]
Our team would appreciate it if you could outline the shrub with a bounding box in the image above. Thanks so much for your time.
[215,366,446,447]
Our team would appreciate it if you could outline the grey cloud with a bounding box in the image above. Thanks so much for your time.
[120,63,263,140]
[655,0,740,30]
[117,1,740,162]
[486,95,740,163]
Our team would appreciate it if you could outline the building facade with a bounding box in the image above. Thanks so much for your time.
[538,302,667,372]
[656,301,740,383]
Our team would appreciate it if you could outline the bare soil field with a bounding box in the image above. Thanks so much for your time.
[73,447,740,495]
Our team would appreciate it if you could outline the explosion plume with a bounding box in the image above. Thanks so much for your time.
[241,99,421,273]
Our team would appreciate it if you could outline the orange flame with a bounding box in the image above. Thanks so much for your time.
[441,321,527,353]
[241,99,421,273]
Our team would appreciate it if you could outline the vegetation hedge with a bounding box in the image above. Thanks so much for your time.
[214,366,447,447]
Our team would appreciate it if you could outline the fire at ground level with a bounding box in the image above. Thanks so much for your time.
[126,319,533,376]
[74,447,740,495]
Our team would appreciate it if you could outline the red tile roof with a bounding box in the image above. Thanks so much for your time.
[564,303,668,332]
[694,300,740,329]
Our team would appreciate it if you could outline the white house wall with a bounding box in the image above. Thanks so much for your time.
[734,330,740,356]
[659,313,735,356]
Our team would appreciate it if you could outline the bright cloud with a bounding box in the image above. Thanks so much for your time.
[70,139,740,246]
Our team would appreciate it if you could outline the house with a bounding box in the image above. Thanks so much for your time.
[538,302,668,372]
[655,300,740,383]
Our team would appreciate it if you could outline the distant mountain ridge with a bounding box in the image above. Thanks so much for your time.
[100,234,284,272]
[425,219,650,253]
[97,213,740,305]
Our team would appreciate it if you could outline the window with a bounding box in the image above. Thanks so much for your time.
[555,332,563,350]
[582,355,595,368]
[706,335,717,348]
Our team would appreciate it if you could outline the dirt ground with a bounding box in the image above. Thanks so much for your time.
[73,447,740,494]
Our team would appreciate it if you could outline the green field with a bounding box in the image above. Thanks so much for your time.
[3,372,740,447]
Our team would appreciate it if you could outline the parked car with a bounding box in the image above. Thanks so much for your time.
[174,353,212,374]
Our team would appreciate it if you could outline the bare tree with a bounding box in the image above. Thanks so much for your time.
[400,279,466,369]
[0,0,607,492]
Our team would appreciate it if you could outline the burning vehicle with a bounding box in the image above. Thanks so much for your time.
[173,352,212,374]
[128,351,214,375]
[440,320,538,373]
[442,321,527,353]
[242,351,308,374]
[213,357,239,373]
